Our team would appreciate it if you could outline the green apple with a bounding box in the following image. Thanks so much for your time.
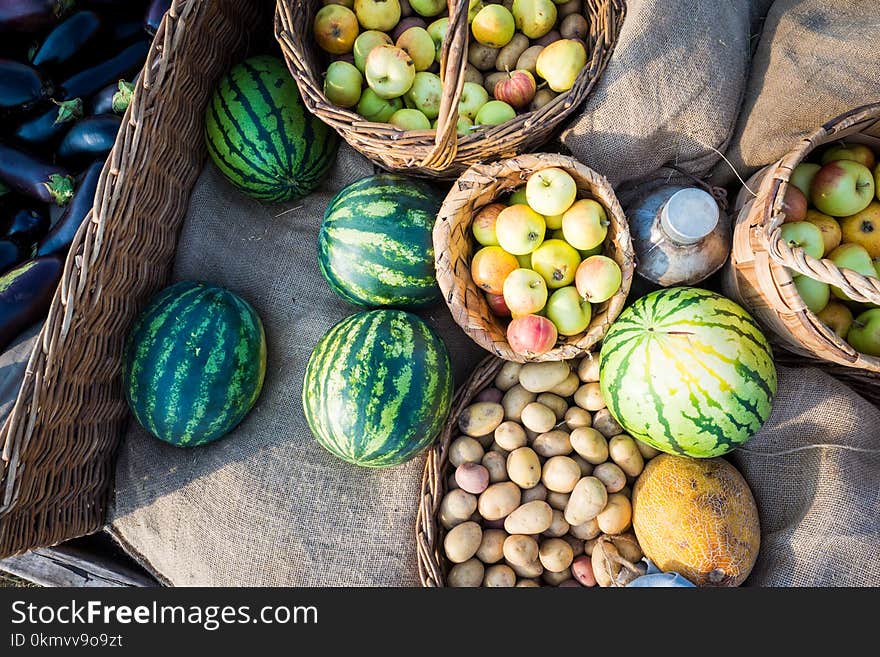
[365,45,416,98]
[503,268,549,317]
[780,184,807,223]
[536,38,586,92]
[875,257,880,278]
[530,239,581,289]
[356,87,403,121]
[545,213,563,230]
[816,300,854,339]
[474,100,515,126]
[427,17,449,63]
[458,81,490,120]
[508,187,528,206]
[821,143,876,170]
[526,167,577,216]
[472,5,516,48]
[353,30,393,72]
[468,0,484,22]
[805,209,842,254]
[314,5,360,55]
[389,108,430,130]
[577,243,603,259]
[404,71,442,119]
[354,0,401,31]
[847,308,880,356]
[811,160,875,217]
[511,0,557,39]
[792,274,830,314]
[516,253,531,268]
[561,199,607,250]
[396,27,435,71]
[575,255,621,303]
[545,286,592,335]
[789,162,821,198]
[875,162,880,201]
[780,221,825,259]
[409,0,445,17]
[496,204,546,254]
[472,202,505,246]
[323,60,363,107]
[829,243,877,300]
[456,115,474,136]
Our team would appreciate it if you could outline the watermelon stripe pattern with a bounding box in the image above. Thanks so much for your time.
[124,281,267,447]
[303,310,453,467]
[318,174,442,308]
[599,287,776,458]
[205,55,338,202]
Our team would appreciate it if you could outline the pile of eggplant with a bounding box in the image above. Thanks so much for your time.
[0,0,168,353]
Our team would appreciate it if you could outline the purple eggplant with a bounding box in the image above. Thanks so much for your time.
[0,255,63,351]
[3,204,48,247]
[0,143,74,205]
[57,113,119,163]
[31,10,101,68]
[0,59,51,114]
[0,239,26,273]
[13,97,82,145]
[0,0,75,33]
[36,158,100,256]
[58,39,148,100]
[143,0,169,36]
[89,79,132,114]
[110,20,144,44]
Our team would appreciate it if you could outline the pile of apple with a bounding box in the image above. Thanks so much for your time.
[313,0,589,133]
[470,167,622,357]
[779,141,880,356]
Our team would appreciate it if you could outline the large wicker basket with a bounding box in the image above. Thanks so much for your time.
[434,152,634,362]
[275,0,625,178]
[0,0,268,559]
[723,103,880,373]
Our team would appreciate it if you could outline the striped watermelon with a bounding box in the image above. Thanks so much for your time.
[303,309,452,467]
[123,281,267,447]
[204,55,338,202]
[599,287,776,458]
[318,174,442,308]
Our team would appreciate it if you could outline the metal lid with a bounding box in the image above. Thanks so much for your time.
[660,188,720,245]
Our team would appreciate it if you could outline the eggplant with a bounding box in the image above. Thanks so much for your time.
[58,39,148,100]
[89,78,132,115]
[0,143,74,205]
[0,255,63,352]
[110,20,144,44]
[36,158,100,256]
[31,10,101,68]
[0,59,51,115]
[0,239,26,273]
[13,97,82,145]
[57,113,119,163]
[3,204,48,247]
[143,0,169,36]
[0,0,74,33]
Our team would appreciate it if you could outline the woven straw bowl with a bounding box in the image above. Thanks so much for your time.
[275,0,625,178]
[433,152,634,362]
[724,103,880,373]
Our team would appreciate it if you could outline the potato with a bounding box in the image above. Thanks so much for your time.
[609,434,645,477]
[501,384,536,422]
[564,407,592,430]
[474,528,506,564]
[564,476,608,525]
[571,555,597,586]
[449,436,484,467]
[444,521,482,563]
[557,0,582,18]
[458,401,504,438]
[521,402,557,433]
[490,442,509,457]
[546,491,570,511]
[569,427,608,464]
[476,432,495,449]
[542,456,581,493]
[539,507,565,535]
[503,534,539,567]
[539,537,574,572]
[494,420,527,451]
[518,361,570,393]
[494,33,529,71]
[494,361,521,391]
[506,447,542,489]
[463,63,484,85]
[515,45,544,75]
[521,482,547,503]
[635,438,661,460]
[455,462,490,494]
[508,557,543,578]
[610,532,643,563]
[483,71,507,96]
[478,481,522,520]
[483,564,516,587]
[572,454,593,477]
[504,500,553,534]
[524,427,540,444]
[545,371,577,397]
[577,355,600,382]
[562,534,585,557]
[584,537,599,556]
[481,451,508,483]
[574,382,605,411]
[476,387,503,403]
[516,579,541,587]
[530,88,557,112]
[542,568,572,586]
[533,430,572,457]
[536,393,567,420]
[468,41,500,70]
[569,517,600,540]
[592,409,623,438]
[557,579,580,587]
[447,558,485,587]
[439,489,477,529]
[591,538,643,587]
[596,492,632,535]
[593,462,626,493]
[560,13,588,40]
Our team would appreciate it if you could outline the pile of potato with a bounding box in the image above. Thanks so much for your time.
[440,356,659,587]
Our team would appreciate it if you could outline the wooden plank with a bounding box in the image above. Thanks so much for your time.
[0,544,157,587]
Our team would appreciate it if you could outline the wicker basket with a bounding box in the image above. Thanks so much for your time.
[0,0,267,559]
[275,0,625,178]
[434,152,634,362]
[723,103,880,373]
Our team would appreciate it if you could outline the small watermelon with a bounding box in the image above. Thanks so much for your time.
[123,281,267,447]
[204,55,338,202]
[599,287,776,458]
[303,309,452,467]
[318,174,442,308]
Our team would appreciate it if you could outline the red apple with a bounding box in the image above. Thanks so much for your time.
[507,314,558,357]
[392,16,427,40]
[780,184,807,223]
[485,292,511,317]
[493,69,536,109]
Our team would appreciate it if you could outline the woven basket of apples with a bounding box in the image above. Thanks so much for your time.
[275,0,624,177]
[434,152,635,362]
[724,102,880,373]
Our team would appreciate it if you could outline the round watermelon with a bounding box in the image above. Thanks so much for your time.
[123,281,267,447]
[318,174,442,308]
[599,287,776,458]
[303,310,452,467]
[204,55,338,202]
